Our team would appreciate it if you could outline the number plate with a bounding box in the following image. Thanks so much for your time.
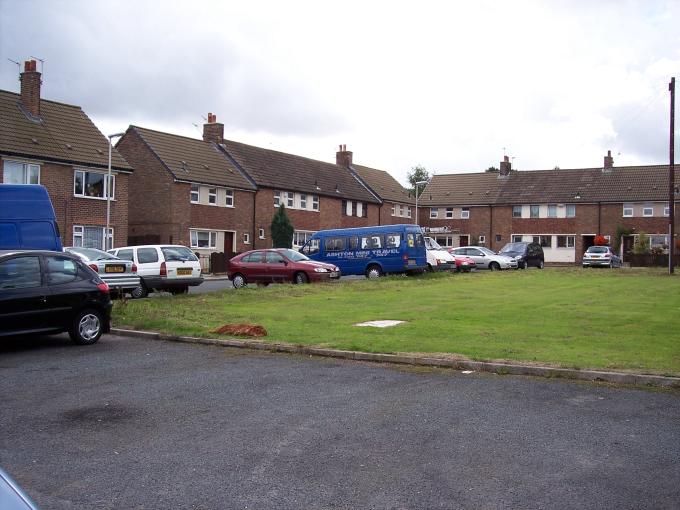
[407,259,416,266]
[104,265,125,273]
[330,271,339,278]
[177,268,192,276]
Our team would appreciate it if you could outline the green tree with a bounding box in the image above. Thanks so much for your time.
[485,166,499,173]
[270,204,294,248]
[407,165,430,195]
[632,233,650,255]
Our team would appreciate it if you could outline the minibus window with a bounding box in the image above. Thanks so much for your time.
[361,235,383,249]
[324,237,344,251]
[415,234,424,247]
[302,239,319,255]
[348,236,359,250]
[385,234,400,248]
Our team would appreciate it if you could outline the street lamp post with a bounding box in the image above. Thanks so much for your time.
[106,132,125,250]
[414,180,428,227]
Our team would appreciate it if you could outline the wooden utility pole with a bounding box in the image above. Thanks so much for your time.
[669,77,675,274]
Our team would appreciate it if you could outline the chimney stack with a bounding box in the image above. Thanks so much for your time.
[499,155,512,176]
[20,60,42,118]
[203,112,224,144]
[603,150,614,170]
[336,144,353,167]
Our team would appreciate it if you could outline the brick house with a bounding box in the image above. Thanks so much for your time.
[201,117,381,250]
[116,121,257,257]
[0,60,132,249]
[335,145,416,225]
[420,153,679,263]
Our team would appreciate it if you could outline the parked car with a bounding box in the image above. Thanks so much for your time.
[448,252,476,272]
[582,246,622,268]
[108,245,203,298]
[0,250,112,344]
[0,184,63,251]
[499,242,545,269]
[424,236,456,272]
[0,466,40,510]
[65,247,140,297]
[228,248,341,288]
[448,246,518,270]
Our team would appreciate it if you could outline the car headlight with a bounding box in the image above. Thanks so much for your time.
[514,255,522,260]
[314,267,329,273]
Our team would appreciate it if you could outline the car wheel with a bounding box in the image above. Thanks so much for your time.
[366,265,382,279]
[170,286,189,295]
[538,260,545,269]
[609,261,614,269]
[521,261,528,269]
[131,282,148,299]
[232,273,247,289]
[69,308,104,345]
[426,264,434,273]
[489,262,500,271]
[294,272,309,284]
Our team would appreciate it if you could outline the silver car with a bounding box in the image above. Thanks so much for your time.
[449,246,518,270]
[582,246,622,268]
[65,247,141,296]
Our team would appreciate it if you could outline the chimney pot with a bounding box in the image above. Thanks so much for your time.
[20,60,42,117]
[203,112,224,143]
[604,150,614,170]
[336,145,353,167]
[499,155,512,176]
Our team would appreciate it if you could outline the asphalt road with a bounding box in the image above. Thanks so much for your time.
[1,334,679,510]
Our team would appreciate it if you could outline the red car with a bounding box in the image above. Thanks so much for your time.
[447,250,477,272]
[227,248,341,288]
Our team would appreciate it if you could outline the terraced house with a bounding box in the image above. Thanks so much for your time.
[420,154,679,263]
[0,60,132,249]
[118,114,381,255]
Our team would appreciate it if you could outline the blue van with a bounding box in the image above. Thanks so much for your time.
[300,224,427,278]
[0,184,63,251]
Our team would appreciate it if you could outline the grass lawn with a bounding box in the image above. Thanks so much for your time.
[112,268,680,376]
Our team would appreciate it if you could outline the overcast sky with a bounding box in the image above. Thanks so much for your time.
[1,0,679,185]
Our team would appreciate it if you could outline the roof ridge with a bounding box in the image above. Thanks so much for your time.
[223,138,341,169]
[130,124,211,144]
[0,89,83,111]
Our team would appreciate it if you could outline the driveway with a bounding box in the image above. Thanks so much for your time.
[1,334,678,509]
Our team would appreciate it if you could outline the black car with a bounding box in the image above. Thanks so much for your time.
[499,242,545,269]
[0,250,112,344]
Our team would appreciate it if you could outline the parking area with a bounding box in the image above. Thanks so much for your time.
[1,333,679,509]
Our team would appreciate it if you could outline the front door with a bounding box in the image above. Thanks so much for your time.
[224,232,235,257]
[622,235,635,259]
[459,235,469,247]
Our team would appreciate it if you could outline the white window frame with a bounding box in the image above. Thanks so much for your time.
[664,205,670,217]
[642,204,653,217]
[225,189,234,207]
[479,235,486,244]
[274,190,281,207]
[461,208,470,219]
[512,205,522,218]
[357,202,363,218]
[286,191,294,208]
[566,204,576,218]
[74,169,115,200]
[650,234,669,250]
[406,206,412,218]
[445,208,454,219]
[391,204,396,216]
[259,228,265,239]
[3,160,40,184]
[292,230,315,248]
[190,184,200,203]
[512,235,523,243]
[312,194,319,211]
[548,204,557,218]
[299,193,307,209]
[72,225,113,250]
[623,203,633,217]
[430,208,438,219]
[530,205,540,218]
[190,229,217,249]
[207,187,217,205]
[243,233,250,244]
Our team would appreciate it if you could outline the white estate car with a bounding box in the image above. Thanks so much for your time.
[424,237,456,271]
[448,246,518,270]
[108,245,203,298]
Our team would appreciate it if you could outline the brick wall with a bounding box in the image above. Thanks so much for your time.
[1,156,129,248]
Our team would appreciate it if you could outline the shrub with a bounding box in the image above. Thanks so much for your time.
[594,235,608,246]
[633,233,650,254]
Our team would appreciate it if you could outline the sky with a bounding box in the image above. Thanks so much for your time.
[1,0,679,186]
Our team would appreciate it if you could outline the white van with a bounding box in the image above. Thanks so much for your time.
[424,237,456,272]
[108,245,203,298]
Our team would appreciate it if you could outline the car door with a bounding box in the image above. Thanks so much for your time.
[266,251,291,282]
[240,251,267,282]
[465,248,488,268]
[0,254,52,336]
[44,255,91,330]
[135,247,160,279]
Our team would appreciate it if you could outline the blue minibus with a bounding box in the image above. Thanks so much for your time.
[300,224,427,278]
[0,184,63,251]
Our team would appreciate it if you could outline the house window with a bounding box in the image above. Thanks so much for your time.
[259,228,265,239]
[74,170,114,199]
[208,188,217,205]
[557,235,575,248]
[642,204,653,217]
[530,205,540,218]
[190,230,217,249]
[664,205,670,216]
[623,203,633,217]
[341,200,348,216]
[479,235,487,244]
[190,184,200,203]
[357,202,364,217]
[650,235,669,250]
[461,208,470,219]
[539,235,552,248]
[274,191,281,207]
[352,202,358,216]
[3,160,40,184]
[445,208,454,219]
[73,225,113,250]
[391,204,396,216]
[430,208,438,219]
[548,204,557,218]
[243,233,250,244]
[566,204,576,218]
[225,189,234,207]
[286,192,294,208]
[494,235,500,242]
[512,205,522,218]
[406,207,411,218]
[299,194,307,209]
[512,235,523,243]
[312,195,319,211]
[293,230,315,248]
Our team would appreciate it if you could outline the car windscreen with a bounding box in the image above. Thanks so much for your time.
[161,246,198,262]
[425,237,442,250]
[500,243,525,253]
[69,247,120,261]
[280,249,309,262]
[478,247,497,255]
[587,246,609,253]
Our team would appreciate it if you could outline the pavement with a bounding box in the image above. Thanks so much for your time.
[1,333,679,509]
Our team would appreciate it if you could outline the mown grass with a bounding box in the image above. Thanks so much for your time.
[112,268,680,375]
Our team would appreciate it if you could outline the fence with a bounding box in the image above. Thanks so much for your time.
[625,253,680,267]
